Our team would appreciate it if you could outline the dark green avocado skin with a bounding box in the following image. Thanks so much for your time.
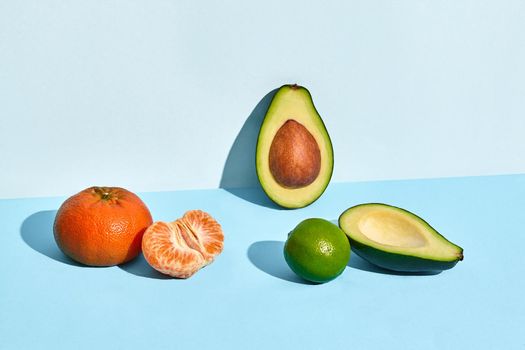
[339,203,464,273]
[349,238,462,272]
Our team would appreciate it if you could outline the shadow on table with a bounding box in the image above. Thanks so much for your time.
[347,250,441,276]
[247,240,316,284]
[219,88,282,210]
[224,187,282,210]
[20,210,82,266]
[119,254,172,280]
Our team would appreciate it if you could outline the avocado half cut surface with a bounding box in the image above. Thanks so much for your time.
[339,203,464,272]
[255,84,334,208]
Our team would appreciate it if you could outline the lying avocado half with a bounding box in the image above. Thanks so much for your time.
[255,84,334,208]
[339,203,463,272]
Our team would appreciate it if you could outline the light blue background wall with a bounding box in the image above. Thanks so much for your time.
[1,1,524,199]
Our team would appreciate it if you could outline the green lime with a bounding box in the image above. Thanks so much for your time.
[284,218,351,283]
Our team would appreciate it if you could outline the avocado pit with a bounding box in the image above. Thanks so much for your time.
[269,119,321,188]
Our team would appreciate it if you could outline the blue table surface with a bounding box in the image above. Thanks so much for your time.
[1,175,524,349]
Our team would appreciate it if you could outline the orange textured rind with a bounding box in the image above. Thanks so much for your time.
[142,210,224,278]
[53,186,153,266]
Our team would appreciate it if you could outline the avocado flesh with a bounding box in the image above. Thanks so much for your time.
[339,203,463,272]
[256,85,334,208]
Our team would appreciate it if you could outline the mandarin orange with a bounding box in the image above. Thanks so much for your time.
[53,186,153,266]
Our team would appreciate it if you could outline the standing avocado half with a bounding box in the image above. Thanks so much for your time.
[255,85,334,209]
[339,203,464,272]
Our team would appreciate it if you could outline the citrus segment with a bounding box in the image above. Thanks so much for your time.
[142,221,205,278]
[180,210,224,261]
[142,210,224,278]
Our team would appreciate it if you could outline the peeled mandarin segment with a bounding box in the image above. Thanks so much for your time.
[142,221,205,278]
[142,210,224,279]
[181,210,224,262]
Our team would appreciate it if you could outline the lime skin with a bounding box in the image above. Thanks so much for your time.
[284,218,351,283]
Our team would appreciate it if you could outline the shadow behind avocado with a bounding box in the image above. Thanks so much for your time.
[347,248,441,276]
[219,89,281,209]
